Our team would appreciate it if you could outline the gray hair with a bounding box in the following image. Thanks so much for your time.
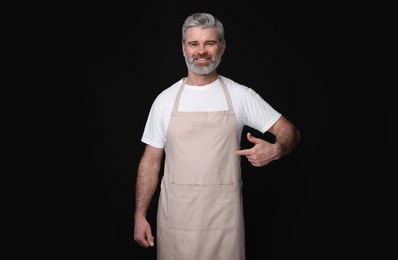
[182,13,225,43]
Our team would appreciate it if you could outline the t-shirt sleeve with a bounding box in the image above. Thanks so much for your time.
[242,88,281,133]
[141,98,166,149]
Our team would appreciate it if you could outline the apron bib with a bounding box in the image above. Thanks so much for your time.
[157,77,245,260]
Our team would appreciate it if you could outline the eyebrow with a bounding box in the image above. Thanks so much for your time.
[186,40,218,44]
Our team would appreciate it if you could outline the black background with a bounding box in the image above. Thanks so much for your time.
[35,3,379,260]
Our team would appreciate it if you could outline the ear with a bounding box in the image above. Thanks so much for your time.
[182,42,186,57]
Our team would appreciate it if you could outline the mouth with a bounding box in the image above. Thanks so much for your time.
[193,57,211,64]
[194,57,210,61]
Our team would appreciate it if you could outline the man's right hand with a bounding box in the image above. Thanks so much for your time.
[134,217,155,247]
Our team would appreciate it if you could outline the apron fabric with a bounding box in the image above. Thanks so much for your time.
[157,77,245,260]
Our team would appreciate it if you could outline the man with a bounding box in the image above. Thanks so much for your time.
[134,12,300,260]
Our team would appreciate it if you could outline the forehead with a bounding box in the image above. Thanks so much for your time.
[184,27,219,42]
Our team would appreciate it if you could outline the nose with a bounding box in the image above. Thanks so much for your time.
[197,44,208,55]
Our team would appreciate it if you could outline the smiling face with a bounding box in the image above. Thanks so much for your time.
[182,27,226,76]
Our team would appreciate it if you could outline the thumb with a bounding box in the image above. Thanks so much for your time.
[146,230,155,247]
[246,132,260,144]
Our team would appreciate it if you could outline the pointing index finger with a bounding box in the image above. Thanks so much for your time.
[235,149,251,156]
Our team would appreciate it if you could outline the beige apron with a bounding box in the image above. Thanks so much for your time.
[157,77,245,260]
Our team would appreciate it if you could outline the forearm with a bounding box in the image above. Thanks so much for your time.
[134,159,161,220]
[274,121,301,158]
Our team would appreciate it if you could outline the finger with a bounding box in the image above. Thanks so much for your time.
[146,231,155,247]
[235,149,251,156]
[246,132,260,144]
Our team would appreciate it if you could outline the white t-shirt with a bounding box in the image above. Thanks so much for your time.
[141,75,282,149]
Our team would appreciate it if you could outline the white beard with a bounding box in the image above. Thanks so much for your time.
[183,50,222,75]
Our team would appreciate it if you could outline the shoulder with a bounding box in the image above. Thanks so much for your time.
[219,75,257,97]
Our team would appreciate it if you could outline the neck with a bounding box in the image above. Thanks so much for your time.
[185,71,219,86]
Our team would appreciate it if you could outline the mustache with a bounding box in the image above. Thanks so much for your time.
[186,56,212,63]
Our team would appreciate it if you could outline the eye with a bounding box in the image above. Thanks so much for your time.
[205,41,218,47]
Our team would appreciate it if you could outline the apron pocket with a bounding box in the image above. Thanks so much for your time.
[168,183,238,230]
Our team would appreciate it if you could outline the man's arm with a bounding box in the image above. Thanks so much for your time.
[235,116,300,167]
[134,145,164,247]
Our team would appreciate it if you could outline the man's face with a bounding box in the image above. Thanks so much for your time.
[182,27,225,75]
